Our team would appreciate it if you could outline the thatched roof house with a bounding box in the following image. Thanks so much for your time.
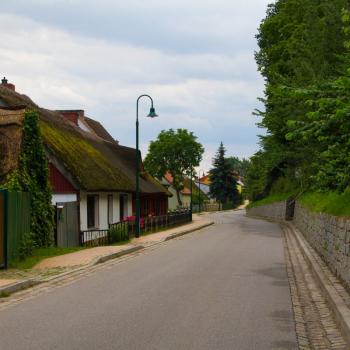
[0,79,169,233]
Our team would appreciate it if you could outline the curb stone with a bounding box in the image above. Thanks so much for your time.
[0,220,214,296]
[284,222,350,346]
[0,279,40,295]
[164,222,214,241]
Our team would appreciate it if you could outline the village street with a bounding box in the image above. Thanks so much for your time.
[0,211,298,350]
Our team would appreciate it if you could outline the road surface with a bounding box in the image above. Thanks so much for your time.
[0,211,297,349]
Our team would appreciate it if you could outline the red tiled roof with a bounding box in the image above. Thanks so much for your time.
[164,172,174,184]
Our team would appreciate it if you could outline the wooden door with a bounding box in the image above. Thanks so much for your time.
[56,202,79,247]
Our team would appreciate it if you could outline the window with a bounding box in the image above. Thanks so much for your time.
[119,194,128,220]
[87,195,99,229]
[108,194,113,225]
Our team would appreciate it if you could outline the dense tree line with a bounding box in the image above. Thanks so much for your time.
[247,0,350,201]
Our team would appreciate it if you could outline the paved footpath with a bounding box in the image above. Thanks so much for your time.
[283,224,347,349]
[0,214,212,290]
[0,211,297,349]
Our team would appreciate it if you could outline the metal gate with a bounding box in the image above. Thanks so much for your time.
[56,202,79,247]
[0,190,6,268]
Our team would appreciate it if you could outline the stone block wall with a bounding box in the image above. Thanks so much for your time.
[246,201,288,221]
[246,199,350,288]
[294,202,350,288]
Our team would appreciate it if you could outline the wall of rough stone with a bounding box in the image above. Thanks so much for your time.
[294,202,350,288]
[247,199,350,289]
[246,201,288,221]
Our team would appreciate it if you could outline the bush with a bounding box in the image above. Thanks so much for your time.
[109,224,129,243]
[18,232,36,260]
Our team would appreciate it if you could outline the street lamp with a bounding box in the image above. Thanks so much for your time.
[190,167,193,221]
[135,95,158,238]
[198,170,205,213]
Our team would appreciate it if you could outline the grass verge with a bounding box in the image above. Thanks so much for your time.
[299,190,350,218]
[9,247,84,270]
[0,291,10,298]
[247,192,295,209]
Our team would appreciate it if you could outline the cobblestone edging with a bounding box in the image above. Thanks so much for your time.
[283,224,347,349]
[294,203,350,291]
[246,201,288,221]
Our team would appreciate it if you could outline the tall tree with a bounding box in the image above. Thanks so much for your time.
[144,129,204,206]
[247,0,350,200]
[209,142,239,205]
[226,157,250,179]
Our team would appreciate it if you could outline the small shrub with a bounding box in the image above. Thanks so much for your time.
[0,291,10,298]
[109,224,128,243]
[18,232,36,260]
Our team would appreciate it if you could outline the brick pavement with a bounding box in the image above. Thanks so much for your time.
[283,225,347,349]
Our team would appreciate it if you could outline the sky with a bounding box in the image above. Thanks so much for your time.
[0,0,271,173]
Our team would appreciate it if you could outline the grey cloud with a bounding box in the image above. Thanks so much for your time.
[0,0,269,55]
[0,0,270,167]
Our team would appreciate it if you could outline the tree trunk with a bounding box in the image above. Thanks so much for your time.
[175,188,183,207]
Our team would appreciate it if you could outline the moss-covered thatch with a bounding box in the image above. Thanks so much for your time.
[0,86,168,194]
[40,121,134,191]
[0,108,24,184]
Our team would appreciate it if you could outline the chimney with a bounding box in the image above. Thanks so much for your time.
[57,110,84,126]
[1,77,15,91]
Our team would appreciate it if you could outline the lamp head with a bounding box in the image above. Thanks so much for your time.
[147,106,158,118]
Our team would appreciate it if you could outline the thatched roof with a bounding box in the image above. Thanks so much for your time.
[0,86,169,194]
[0,107,25,184]
[84,116,116,143]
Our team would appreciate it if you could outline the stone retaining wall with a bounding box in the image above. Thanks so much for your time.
[294,202,350,289]
[246,201,288,221]
[246,199,350,289]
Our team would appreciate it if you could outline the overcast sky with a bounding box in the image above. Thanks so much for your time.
[0,0,270,172]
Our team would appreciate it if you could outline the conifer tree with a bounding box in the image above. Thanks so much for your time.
[209,142,239,205]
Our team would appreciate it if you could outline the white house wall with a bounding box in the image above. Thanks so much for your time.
[112,195,120,223]
[80,191,88,231]
[80,191,132,231]
[99,193,108,230]
[182,195,191,208]
[51,193,77,205]
[168,186,179,210]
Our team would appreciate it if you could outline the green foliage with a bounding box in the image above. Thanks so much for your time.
[247,192,296,209]
[247,1,350,208]
[40,121,134,191]
[109,224,129,243]
[9,246,84,270]
[5,111,54,247]
[209,142,240,204]
[18,232,35,260]
[299,189,350,217]
[0,291,10,298]
[226,157,250,179]
[144,129,204,206]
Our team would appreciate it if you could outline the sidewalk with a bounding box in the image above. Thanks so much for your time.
[0,214,213,294]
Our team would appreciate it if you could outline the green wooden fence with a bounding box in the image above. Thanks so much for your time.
[0,190,31,268]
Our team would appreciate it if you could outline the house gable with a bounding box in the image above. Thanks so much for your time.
[49,163,77,193]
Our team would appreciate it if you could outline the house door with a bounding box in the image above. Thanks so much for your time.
[0,191,5,268]
[56,202,79,247]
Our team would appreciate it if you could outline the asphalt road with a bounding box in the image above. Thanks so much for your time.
[0,211,297,350]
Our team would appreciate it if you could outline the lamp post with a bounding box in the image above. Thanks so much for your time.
[190,167,193,221]
[135,95,158,238]
[198,170,205,213]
